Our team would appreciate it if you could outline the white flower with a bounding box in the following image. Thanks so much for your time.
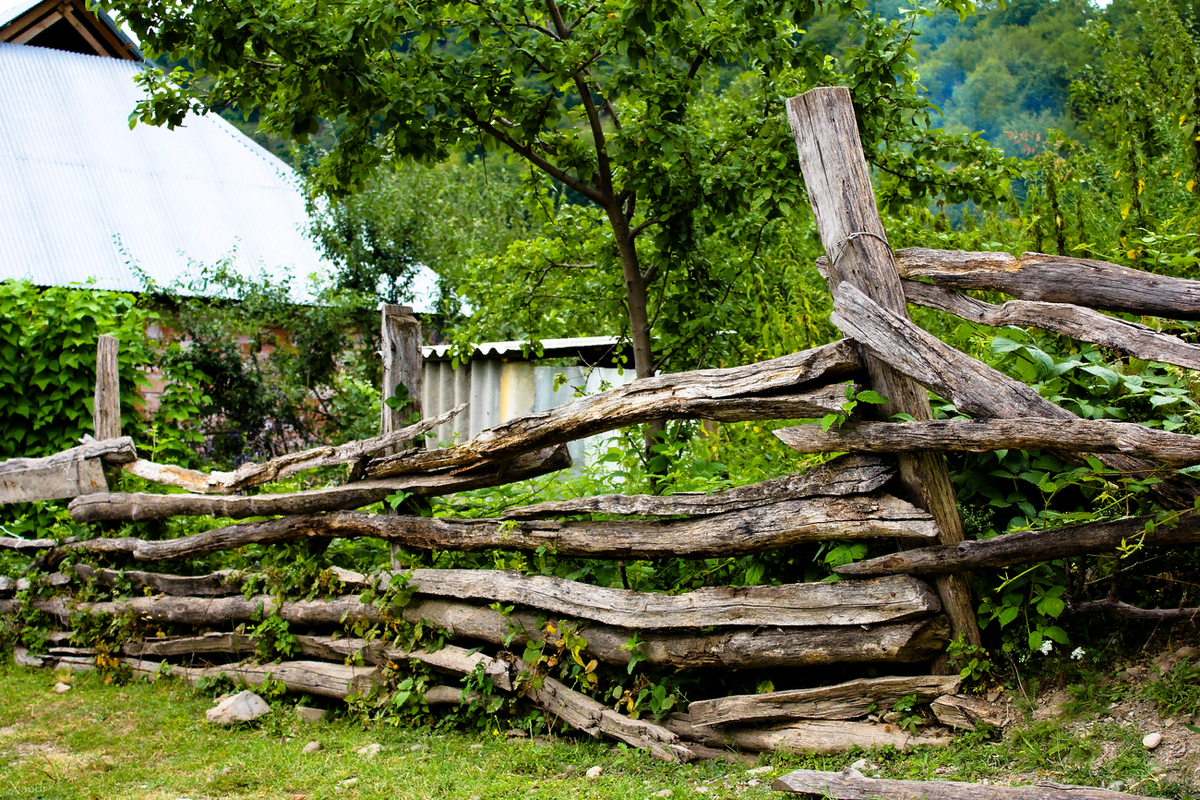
[1071,647,1086,661]
[1039,639,1054,655]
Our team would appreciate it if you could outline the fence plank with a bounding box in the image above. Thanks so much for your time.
[67,444,571,522]
[365,341,862,478]
[902,280,1200,371]
[686,675,961,727]
[0,437,135,504]
[776,418,1200,466]
[837,512,1200,577]
[774,767,1146,799]
[786,85,980,646]
[896,247,1200,320]
[57,491,935,566]
[502,453,894,519]
[831,282,1200,509]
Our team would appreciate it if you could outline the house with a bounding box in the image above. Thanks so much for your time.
[0,0,332,299]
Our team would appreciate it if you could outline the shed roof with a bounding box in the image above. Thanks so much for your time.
[0,40,332,301]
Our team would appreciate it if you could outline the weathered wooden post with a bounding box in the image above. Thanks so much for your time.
[380,304,423,445]
[787,86,982,647]
[94,334,120,441]
[379,304,424,568]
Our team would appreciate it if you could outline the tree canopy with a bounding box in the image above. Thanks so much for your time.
[118,0,1011,380]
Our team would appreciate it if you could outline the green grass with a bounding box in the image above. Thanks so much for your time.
[2,657,1197,800]
[0,664,786,800]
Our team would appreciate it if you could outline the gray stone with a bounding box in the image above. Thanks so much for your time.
[205,690,270,725]
[295,706,326,723]
[1143,732,1163,749]
[302,741,323,754]
[52,682,70,694]
[586,766,603,779]
[356,743,383,758]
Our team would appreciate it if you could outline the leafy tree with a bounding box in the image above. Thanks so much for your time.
[118,0,1007,383]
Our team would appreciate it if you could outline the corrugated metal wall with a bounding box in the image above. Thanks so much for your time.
[422,360,636,466]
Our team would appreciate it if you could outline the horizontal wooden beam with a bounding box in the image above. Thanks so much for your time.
[686,675,961,728]
[837,512,1200,577]
[776,418,1200,466]
[366,341,862,478]
[774,767,1144,799]
[895,248,1200,320]
[902,279,1200,371]
[1,437,135,504]
[831,283,1200,509]
[67,445,571,522]
[502,453,895,519]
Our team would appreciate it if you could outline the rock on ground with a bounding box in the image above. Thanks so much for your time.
[206,690,270,725]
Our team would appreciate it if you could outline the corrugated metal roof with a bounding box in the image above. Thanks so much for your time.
[0,41,333,301]
[423,336,629,361]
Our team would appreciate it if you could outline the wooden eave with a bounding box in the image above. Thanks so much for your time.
[0,0,138,60]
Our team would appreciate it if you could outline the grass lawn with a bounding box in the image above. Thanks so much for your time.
[2,651,1197,800]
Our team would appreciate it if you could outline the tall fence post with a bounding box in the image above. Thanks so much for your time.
[786,86,982,648]
[94,334,120,441]
[380,304,424,569]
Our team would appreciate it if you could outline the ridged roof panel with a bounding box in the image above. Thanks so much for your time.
[0,41,332,300]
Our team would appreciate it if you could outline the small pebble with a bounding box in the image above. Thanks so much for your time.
[469,744,484,750]
[1109,781,1127,792]
[302,741,322,755]
[340,778,358,788]
[53,682,70,694]
[1143,732,1163,749]
[409,744,425,752]
[747,779,761,788]
[653,791,673,798]
[586,766,603,779]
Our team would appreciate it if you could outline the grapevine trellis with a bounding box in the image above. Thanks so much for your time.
[4,89,1200,792]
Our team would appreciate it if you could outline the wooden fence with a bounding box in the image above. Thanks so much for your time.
[4,88,1200,772]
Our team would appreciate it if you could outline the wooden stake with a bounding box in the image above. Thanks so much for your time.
[380,304,423,569]
[93,335,120,441]
[786,86,981,647]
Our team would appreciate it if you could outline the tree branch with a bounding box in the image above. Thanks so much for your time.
[1071,599,1200,622]
[463,109,607,205]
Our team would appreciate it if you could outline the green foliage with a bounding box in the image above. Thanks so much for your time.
[0,280,155,460]
[146,260,381,465]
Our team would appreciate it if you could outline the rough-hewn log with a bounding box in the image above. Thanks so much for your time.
[508,656,694,762]
[896,248,1200,321]
[787,85,980,646]
[837,512,1200,576]
[831,283,1200,509]
[666,716,949,755]
[402,570,939,629]
[1069,599,1200,622]
[130,658,381,699]
[58,492,935,566]
[686,675,960,728]
[73,565,245,597]
[0,537,55,551]
[774,767,1146,799]
[365,342,863,478]
[123,631,255,658]
[1,437,136,504]
[0,573,70,595]
[902,279,1200,371]
[122,406,466,495]
[776,418,1200,466]
[502,454,895,519]
[93,335,121,441]
[931,694,1009,731]
[67,444,572,522]
[400,599,950,669]
[292,635,513,692]
[28,572,938,631]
